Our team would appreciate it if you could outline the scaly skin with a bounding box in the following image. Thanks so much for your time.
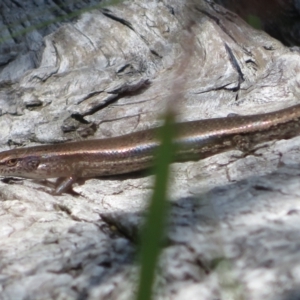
[1,103,300,193]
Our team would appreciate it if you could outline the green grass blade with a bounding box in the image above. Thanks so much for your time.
[247,14,262,29]
[135,112,176,300]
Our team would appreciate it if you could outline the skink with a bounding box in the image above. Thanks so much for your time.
[1,103,300,194]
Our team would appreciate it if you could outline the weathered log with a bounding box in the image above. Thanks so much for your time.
[1,0,300,299]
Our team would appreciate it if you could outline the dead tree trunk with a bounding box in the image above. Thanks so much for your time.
[1,0,300,299]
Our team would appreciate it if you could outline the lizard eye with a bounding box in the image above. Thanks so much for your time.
[6,158,18,167]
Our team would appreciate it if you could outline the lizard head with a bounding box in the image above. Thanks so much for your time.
[0,150,40,179]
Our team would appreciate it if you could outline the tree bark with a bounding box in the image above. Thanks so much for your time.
[1,0,300,299]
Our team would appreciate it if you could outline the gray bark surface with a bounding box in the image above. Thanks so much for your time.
[1,0,300,299]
